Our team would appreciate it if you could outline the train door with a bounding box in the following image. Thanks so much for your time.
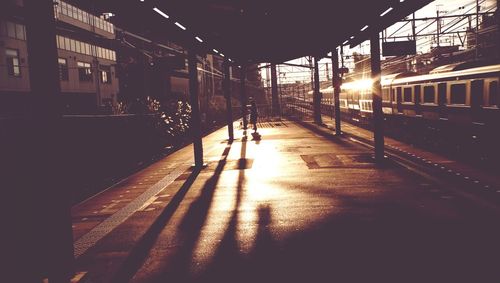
[470,79,484,123]
[414,85,421,116]
[396,87,403,113]
[488,80,499,107]
[391,88,396,114]
[438,82,447,119]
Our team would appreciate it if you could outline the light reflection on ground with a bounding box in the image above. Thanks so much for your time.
[190,135,337,274]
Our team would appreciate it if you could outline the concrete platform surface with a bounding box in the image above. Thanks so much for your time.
[73,120,500,283]
[322,116,500,193]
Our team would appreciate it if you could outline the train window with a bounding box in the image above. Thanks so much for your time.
[391,88,395,101]
[382,88,390,101]
[438,83,447,106]
[396,87,402,103]
[403,87,412,102]
[489,81,499,107]
[450,84,466,105]
[470,80,484,107]
[423,86,435,103]
[414,85,421,105]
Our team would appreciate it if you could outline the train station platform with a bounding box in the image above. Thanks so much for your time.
[319,115,500,197]
[71,119,500,283]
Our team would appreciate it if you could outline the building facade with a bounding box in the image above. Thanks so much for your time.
[1,0,119,115]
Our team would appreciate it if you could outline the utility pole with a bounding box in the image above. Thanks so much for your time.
[436,8,441,47]
[188,51,204,167]
[370,34,385,163]
[412,13,417,41]
[23,1,74,281]
[240,65,248,130]
[497,0,500,59]
[313,56,322,124]
[309,56,314,95]
[223,58,234,141]
[271,63,280,116]
[332,47,342,136]
[476,0,480,59]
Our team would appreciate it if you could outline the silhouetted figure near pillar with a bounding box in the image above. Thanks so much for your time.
[250,99,261,140]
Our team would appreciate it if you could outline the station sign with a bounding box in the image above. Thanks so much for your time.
[382,40,417,57]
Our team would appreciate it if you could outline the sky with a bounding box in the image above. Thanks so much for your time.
[261,0,498,85]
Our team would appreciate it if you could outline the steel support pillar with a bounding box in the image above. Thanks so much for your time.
[21,0,74,282]
[270,63,280,116]
[332,48,342,135]
[188,51,204,167]
[240,66,248,129]
[313,57,322,124]
[223,58,234,141]
[370,34,385,162]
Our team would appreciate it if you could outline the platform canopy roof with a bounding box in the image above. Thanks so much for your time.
[71,0,433,63]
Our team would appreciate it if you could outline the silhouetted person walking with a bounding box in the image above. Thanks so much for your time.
[250,100,258,133]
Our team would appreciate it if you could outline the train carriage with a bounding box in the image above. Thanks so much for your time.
[319,62,500,126]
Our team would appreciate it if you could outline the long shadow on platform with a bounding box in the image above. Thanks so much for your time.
[111,142,233,282]
[195,132,269,282]
[199,208,500,283]
[122,127,500,283]
[143,138,238,282]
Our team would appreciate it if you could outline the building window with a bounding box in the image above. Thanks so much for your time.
[6,49,21,77]
[64,37,70,50]
[77,9,83,21]
[85,43,91,55]
[77,61,92,82]
[58,58,69,81]
[100,66,112,84]
[70,39,76,52]
[57,35,64,49]
[82,11,89,24]
[6,21,26,40]
[75,41,81,53]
